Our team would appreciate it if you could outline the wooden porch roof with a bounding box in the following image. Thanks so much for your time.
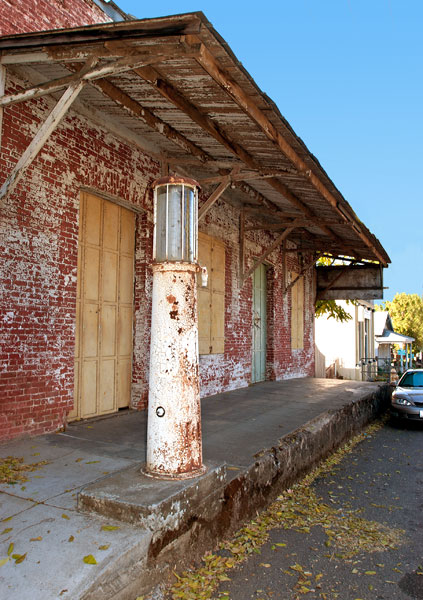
[0,12,390,266]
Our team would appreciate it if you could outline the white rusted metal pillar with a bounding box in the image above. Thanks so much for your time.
[145,176,206,479]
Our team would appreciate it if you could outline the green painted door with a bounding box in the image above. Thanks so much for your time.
[252,264,267,383]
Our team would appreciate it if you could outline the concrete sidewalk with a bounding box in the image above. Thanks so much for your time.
[0,378,390,599]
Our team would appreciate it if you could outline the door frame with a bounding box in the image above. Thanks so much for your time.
[71,191,136,420]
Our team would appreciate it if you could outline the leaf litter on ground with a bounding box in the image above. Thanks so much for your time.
[0,456,49,484]
[168,418,405,600]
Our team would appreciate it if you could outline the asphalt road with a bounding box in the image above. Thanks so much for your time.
[214,419,423,600]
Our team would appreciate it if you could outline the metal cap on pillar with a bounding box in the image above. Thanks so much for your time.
[145,176,206,480]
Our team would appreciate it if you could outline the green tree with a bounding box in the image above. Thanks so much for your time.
[377,293,423,351]
[315,299,353,322]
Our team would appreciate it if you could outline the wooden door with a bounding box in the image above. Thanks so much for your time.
[252,263,267,383]
[197,232,225,355]
[71,193,135,420]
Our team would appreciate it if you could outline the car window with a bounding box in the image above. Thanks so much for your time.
[399,372,423,387]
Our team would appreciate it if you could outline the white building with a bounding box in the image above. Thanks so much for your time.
[315,300,375,381]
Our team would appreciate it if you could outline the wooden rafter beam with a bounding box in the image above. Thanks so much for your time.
[0,49,198,108]
[0,39,200,65]
[233,181,281,214]
[199,168,295,185]
[89,77,210,164]
[198,177,231,221]
[243,205,301,218]
[242,226,295,285]
[0,79,85,205]
[133,64,255,162]
[283,253,323,296]
[245,218,351,231]
[239,209,245,282]
[132,63,347,251]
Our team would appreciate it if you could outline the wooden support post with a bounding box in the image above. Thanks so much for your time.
[281,238,287,292]
[283,253,323,296]
[239,209,245,285]
[198,177,230,221]
[0,80,85,206]
[242,227,294,285]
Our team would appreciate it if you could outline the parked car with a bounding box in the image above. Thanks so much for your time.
[391,369,423,421]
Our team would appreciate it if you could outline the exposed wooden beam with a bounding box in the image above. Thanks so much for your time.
[318,263,357,295]
[245,218,350,231]
[185,37,387,266]
[132,64,347,249]
[233,181,281,214]
[200,168,294,185]
[283,253,323,296]
[0,79,85,205]
[243,205,301,218]
[198,177,231,221]
[0,51,189,108]
[89,76,210,164]
[242,227,294,285]
[134,65,254,162]
[1,51,51,65]
[0,39,200,65]
[239,208,245,283]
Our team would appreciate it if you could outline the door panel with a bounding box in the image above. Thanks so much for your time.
[99,359,115,413]
[117,358,131,408]
[252,264,267,383]
[81,360,97,417]
[73,193,135,419]
[85,195,101,246]
[101,305,116,356]
[119,255,134,304]
[102,251,118,302]
[83,304,99,358]
[118,306,133,356]
[84,248,100,301]
[103,201,119,250]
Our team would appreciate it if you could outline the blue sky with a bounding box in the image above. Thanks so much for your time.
[116,0,422,302]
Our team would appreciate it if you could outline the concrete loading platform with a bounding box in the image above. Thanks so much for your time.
[0,378,390,599]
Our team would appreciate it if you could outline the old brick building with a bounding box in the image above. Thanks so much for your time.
[0,1,389,441]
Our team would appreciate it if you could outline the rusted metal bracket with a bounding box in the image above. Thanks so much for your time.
[283,253,323,296]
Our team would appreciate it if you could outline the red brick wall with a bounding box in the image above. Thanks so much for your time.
[197,199,315,397]
[0,1,315,441]
[0,70,160,441]
[0,0,111,36]
[0,69,315,441]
